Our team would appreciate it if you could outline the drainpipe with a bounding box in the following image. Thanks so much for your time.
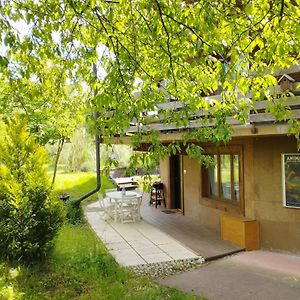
[73,64,101,206]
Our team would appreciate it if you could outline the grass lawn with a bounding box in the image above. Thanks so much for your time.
[53,171,115,202]
[1,225,200,299]
[0,171,203,299]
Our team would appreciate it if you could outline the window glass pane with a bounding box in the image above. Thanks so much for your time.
[208,155,218,198]
[233,154,240,202]
[220,154,231,200]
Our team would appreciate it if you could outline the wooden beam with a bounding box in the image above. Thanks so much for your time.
[253,95,300,110]
[109,123,291,146]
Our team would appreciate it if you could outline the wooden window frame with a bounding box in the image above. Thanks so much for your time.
[201,145,244,215]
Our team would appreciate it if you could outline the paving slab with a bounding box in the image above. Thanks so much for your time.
[84,201,202,267]
[111,248,145,266]
[168,251,199,260]
[142,253,173,264]
[159,243,191,253]
[159,250,300,300]
[127,239,154,249]
[134,246,165,256]
[106,241,132,251]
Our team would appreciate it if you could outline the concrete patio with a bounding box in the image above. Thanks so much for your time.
[84,190,245,267]
[84,201,203,267]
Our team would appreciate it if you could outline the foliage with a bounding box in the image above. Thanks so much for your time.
[186,144,215,167]
[0,116,65,263]
[0,224,201,299]
[138,174,161,193]
[101,144,133,169]
[0,0,299,162]
[64,200,84,225]
[67,129,93,172]
[0,37,86,185]
[0,64,85,146]
[126,150,160,177]
[49,135,133,175]
[52,170,115,223]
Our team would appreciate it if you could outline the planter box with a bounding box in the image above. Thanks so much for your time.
[221,214,260,250]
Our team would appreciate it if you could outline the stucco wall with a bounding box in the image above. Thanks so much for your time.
[253,136,300,253]
[160,136,300,253]
[182,155,222,230]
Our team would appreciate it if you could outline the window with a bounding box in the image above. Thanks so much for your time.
[202,146,243,214]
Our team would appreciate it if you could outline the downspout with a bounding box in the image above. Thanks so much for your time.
[73,64,101,206]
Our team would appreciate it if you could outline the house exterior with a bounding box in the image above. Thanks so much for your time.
[159,133,300,254]
[111,67,300,254]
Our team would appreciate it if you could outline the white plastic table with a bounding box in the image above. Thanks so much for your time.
[106,191,138,222]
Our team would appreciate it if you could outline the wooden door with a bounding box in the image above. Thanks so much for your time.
[170,155,183,210]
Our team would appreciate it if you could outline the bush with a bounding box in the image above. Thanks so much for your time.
[0,116,65,263]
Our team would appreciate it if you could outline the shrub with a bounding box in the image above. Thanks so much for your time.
[0,116,65,263]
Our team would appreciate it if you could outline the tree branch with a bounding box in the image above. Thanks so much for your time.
[279,0,285,22]
[154,0,177,91]
[93,9,133,102]
[160,12,211,48]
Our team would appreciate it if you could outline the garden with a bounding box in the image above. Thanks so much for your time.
[0,1,298,299]
[0,117,200,299]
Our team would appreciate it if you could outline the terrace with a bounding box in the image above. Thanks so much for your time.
[140,193,243,261]
[85,191,243,268]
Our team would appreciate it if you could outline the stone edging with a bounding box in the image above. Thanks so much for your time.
[129,256,205,278]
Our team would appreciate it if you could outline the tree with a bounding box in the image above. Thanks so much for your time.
[0,115,65,263]
[0,62,86,184]
[0,0,299,163]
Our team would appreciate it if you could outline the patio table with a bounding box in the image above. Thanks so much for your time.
[112,177,139,191]
[106,191,139,222]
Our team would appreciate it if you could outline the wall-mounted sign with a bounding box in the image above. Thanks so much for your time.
[282,154,300,208]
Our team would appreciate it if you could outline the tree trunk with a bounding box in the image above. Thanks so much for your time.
[51,138,65,187]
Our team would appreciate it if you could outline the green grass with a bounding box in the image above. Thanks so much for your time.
[53,171,115,202]
[0,171,203,299]
[0,225,201,300]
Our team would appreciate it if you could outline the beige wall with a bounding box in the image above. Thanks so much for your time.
[182,155,223,230]
[160,136,300,254]
[253,136,300,254]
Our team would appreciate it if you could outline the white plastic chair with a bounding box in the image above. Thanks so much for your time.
[136,195,142,221]
[117,196,141,223]
[98,193,114,220]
